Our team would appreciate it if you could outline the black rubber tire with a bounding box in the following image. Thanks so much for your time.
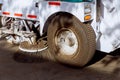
[47,12,96,67]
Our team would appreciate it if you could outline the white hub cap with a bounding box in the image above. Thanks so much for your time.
[55,29,78,55]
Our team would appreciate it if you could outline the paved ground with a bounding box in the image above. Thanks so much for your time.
[0,39,120,80]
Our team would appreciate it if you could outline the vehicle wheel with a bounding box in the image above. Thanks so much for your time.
[47,13,96,67]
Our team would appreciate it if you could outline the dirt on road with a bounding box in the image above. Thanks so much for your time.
[0,39,120,80]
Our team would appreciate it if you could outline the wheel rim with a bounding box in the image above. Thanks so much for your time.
[55,29,78,55]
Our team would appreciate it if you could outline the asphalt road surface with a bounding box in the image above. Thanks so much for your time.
[0,39,120,80]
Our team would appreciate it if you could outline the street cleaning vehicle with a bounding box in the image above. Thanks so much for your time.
[0,0,120,67]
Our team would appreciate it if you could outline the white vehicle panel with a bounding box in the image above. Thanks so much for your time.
[1,0,94,35]
[97,0,120,52]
